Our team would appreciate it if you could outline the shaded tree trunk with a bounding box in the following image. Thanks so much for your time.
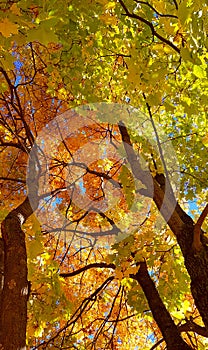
[0,141,39,349]
[133,261,193,350]
[118,122,208,331]
[0,238,4,315]
[177,224,208,331]
[0,198,34,350]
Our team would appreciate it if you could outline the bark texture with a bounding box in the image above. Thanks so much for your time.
[0,238,4,312]
[119,122,208,334]
[0,198,34,350]
[0,146,39,349]
[134,261,193,350]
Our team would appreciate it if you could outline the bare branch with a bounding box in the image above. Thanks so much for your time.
[60,262,115,278]
[34,276,114,348]
[0,139,28,153]
[0,177,26,184]
[173,0,178,10]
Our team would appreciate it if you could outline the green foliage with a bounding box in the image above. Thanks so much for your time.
[119,165,135,209]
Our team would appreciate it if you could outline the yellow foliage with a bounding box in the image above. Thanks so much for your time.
[0,18,19,37]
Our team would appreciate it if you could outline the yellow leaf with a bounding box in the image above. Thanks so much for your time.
[10,3,21,16]
[172,309,184,320]
[182,299,190,314]
[202,134,208,147]
[28,239,43,259]
[4,134,13,141]
[156,1,167,13]
[0,18,18,37]
[103,158,114,171]
[58,87,67,99]
[100,14,117,25]
[193,65,206,79]
[34,322,45,337]
[115,268,123,280]
[125,266,138,276]
[96,0,108,4]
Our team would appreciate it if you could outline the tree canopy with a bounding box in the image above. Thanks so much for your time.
[0,0,208,349]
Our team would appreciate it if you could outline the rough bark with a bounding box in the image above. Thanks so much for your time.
[0,150,39,349]
[0,238,4,311]
[133,261,193,350]
[0,198,34,350]
[118,122,208,331]
[178,224,208,331]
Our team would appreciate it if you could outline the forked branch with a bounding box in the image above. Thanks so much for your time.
[192,203,208,252]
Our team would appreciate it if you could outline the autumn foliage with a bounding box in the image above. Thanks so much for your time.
[0,1,208,350]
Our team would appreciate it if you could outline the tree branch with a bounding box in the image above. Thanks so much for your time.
[118,121,184,234]
[35,276,114,348]
[0,177,26,184]
[179,319,208,337]
[0,67,35,147]
[150,338,164,350]
[150,320,208,350]
[192,203,208,252]
[133,261,193,350]
[0,139,28,153]
[134,1,178,19]
[173,0,178,10]
[60,262,116,278]
[118,0,180,54]
[118,119,208,330]
[195,203,208,228]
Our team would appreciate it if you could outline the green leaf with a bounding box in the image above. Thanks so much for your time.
[28,239,43,259]
[177,1,191,24]
[180,47,193,62]
[0,52,14,69]
[119,165,135,209]
[26,20,59,45]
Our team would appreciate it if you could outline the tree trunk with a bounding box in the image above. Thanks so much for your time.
[177,224,208,330]
[0,198,35,350]
[0,238,4,316]
[118,122,208,330]
[0,148,39,349]
[133,261,193,350]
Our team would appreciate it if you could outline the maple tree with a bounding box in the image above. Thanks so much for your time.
[0,1,208,350]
